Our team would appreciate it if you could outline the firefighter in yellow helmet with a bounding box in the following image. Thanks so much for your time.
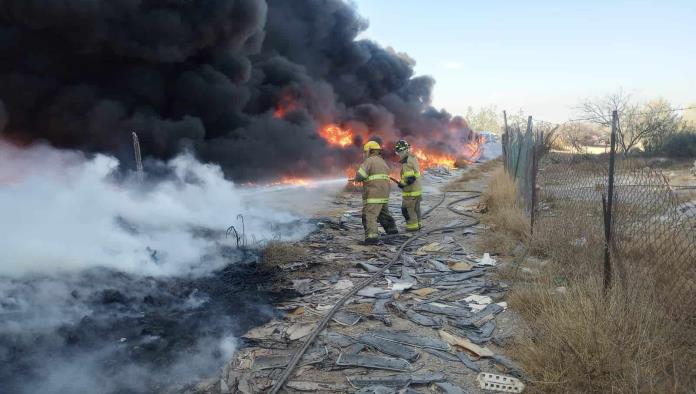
[395,140,423,232]
[354,140,398,244]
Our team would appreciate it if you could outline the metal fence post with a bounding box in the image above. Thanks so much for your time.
[603,111,618,292]
[530,130,542,234]
[502,110,509,172]
[132,132,144,182]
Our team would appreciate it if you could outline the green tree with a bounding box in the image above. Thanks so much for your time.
[465,105,502,133]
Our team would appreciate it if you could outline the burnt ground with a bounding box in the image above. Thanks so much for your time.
[196,164,527,394]
[0,256,299,394]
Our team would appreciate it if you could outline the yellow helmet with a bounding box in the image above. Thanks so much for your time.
[363,140,381,152]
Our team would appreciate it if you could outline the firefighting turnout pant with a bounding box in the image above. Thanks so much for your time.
[362,202,397,240]
[401,195,422,231]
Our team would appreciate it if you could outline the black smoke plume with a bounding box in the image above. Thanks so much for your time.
[0,0,474,181]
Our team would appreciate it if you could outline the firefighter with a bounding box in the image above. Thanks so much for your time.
[355,140,398,244]
[395,140,423,232]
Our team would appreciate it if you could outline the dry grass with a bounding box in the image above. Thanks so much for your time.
[478,163,696,393]
[443,158,501,191]
[478,167,530,253]
[261,240,308,267]
[508,276,695,393]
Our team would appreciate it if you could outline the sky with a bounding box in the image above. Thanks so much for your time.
[353,0,696,123]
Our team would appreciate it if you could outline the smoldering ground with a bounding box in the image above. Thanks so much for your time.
[0,0,475,182]
[0,142,342,393]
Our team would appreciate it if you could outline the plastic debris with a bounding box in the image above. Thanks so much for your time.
[432,381,466,394]
[413,302,471,318]
[456,351,481,372]
[373,331,451,351]
[336,353,412,372]
[476,372,525,393]
[251,348,327,370]
[321,332,355,347]
[332,310,362,326]
[286,381,349,392]
[356,386,396,394]
[334,279,354,291]
[286,323,314,340]
[435,270,484,284]
[464,294,492,306]
[456,304,504,328]
[405,309,443,328]
[358,287,392,298]
[345,343,366,354]
[242,324,280,340]
[477,253,497,266]
[358,334,420,362]
[386,277,416,291]
[347,373,446,388]
[357,261,381,273]
[422,347,460,362]
[429,259,452,272]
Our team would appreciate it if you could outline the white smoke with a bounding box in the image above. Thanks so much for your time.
[0,140,345,393]
[0,140,321,277]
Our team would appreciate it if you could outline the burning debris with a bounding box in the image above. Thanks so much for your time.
[0,0,480,183]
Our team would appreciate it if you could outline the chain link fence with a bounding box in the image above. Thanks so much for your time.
[502,111,696,313]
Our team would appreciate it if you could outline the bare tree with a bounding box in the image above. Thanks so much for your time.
[558,122,606,153]
[579,90,680,156]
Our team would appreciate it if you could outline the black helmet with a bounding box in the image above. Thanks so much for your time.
[394,139,410,153]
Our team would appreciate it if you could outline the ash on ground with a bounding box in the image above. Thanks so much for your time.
[0,257,298,394]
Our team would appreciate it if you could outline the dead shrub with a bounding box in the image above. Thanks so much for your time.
[508,275,695,393]
[261,241,307,267]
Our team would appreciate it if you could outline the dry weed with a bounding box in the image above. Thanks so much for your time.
[508,276,695,393]
[482,157,696,393]
[261,241,308,267]
[478,167,530,253]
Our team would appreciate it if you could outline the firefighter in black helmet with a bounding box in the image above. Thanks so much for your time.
[395,140,423,231]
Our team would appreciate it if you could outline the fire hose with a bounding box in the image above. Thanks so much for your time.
[268,190,482,394]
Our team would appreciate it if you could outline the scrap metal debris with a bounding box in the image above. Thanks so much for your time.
[222,179,525,393]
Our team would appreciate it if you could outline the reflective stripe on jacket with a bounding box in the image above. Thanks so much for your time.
[400,154,422,196]
[356,154,391,203]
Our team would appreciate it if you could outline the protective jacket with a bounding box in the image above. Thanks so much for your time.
[399,154,422,197]
[355,154,391,203]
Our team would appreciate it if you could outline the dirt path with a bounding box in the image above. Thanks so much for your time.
[196,164,524,394]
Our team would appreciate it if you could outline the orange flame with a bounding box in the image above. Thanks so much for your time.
[412,148,456,169]
[270,176,311,186]
[319,124,354,147]
[273,95,301,118]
